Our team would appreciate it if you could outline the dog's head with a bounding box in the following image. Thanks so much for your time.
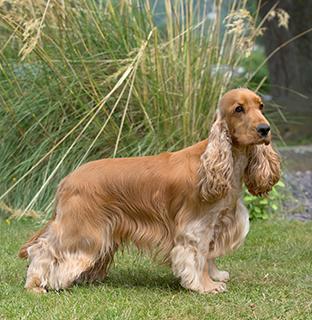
[199,88,281,201]
[219,88,271,146]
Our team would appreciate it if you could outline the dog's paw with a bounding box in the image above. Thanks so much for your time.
[210,270,230,282]
[26,286,47,294]
[201,281,227,294]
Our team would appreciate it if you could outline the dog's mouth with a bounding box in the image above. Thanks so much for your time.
[261,136,271,145]
[256,136,271,145]
[251,135,271,146]
[233,133,271,146]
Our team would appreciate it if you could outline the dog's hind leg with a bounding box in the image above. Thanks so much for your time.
[23,183,120,292]
[25,233,97,292]
[47,251,97,290]
[76,243,118,284]
[24,219,115,292]
[25,239,52,293]
[26,243,117,292]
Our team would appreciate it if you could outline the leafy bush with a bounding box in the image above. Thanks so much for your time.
[244,181,285,220]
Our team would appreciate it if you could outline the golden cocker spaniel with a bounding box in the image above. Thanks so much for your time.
[19,88,280,293]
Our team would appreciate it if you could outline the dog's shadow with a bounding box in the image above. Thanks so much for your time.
[80,265,181,292]
[93,250,182,292]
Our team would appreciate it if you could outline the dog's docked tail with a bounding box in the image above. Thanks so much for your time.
[18,214,55,259]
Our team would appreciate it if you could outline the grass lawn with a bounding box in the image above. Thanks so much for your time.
[0,218,311,320]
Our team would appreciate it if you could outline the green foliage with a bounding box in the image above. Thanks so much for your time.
[244,181,285,220]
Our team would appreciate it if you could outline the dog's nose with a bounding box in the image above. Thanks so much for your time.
[256,124,270,137]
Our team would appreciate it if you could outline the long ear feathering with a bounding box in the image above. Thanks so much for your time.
[244,144,281,196]
[198,112,234,201]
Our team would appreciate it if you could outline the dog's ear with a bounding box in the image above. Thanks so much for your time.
[244,144,281,196]
[198,112,233,201]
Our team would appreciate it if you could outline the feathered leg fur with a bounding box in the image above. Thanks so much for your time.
[24,222,117,292]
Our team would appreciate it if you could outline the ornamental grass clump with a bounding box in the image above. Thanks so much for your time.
[0,0,274,215]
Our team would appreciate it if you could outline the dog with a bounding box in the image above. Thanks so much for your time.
[19,88,280,293]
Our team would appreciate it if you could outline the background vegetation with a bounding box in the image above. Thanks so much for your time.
[0,0,283,218]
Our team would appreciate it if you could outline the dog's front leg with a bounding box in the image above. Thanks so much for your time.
[208,258,230,282]
[171,235,227,293]
[201,259,227,293]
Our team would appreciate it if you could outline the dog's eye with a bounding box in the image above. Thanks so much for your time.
[235,105,244,113]
[260,103,264,110]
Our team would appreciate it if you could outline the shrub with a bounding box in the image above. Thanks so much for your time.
[244,181,285,220]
